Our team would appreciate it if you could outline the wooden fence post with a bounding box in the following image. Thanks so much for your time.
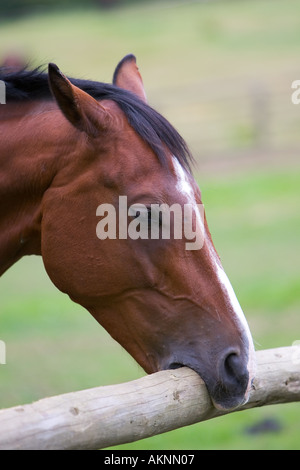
[0,346,299,450]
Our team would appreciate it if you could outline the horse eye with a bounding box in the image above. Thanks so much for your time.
[132,207,162,228]
[148,207,163,227]
[132,209,150,222]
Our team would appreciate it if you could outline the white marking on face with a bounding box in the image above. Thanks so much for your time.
[215,261,252,336]
[173,156,195,202]
[214,257,256,385]
[173,156,256,384]
[172,156,204,236]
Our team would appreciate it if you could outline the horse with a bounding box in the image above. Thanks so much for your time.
[0,54,255,410]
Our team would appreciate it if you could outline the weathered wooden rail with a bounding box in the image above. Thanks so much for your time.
[0,346,299,450]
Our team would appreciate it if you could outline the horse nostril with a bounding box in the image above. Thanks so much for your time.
[224,353,239,379]
[222,351,249,390]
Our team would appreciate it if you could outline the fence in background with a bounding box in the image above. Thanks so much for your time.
[150,71,300,161]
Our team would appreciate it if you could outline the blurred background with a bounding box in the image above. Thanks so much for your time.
[0,0,299,450]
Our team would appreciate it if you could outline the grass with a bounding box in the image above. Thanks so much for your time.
[0,0,299,450]
[201,167,300,349]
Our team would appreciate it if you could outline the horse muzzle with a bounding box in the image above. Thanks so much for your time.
[164,342,256,411]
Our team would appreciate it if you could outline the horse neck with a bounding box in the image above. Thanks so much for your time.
[0,100,74,275]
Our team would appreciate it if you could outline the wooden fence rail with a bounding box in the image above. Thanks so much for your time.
[0,346,299,450]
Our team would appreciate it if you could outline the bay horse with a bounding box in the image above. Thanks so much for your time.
[0,55,255,410]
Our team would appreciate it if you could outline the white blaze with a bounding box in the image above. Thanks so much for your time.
[172,157,204,249]
[172,156,256,381]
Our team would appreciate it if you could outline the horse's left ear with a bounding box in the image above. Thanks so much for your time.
[48,63,110,137]
[113,54,147,103]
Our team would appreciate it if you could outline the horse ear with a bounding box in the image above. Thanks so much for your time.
[113,54,147,103]
[48,63,110,137]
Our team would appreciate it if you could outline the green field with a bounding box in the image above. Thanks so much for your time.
[0,0,299,450]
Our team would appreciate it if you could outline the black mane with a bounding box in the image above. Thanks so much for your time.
[0,66,193,172]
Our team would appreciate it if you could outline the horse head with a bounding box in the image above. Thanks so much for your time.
[41,55,256,410]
